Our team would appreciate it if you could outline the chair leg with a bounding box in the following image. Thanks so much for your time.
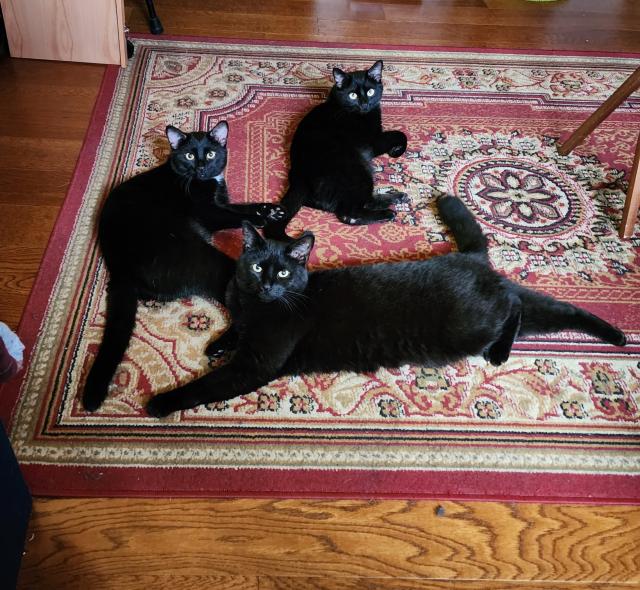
[558,65,640,156]
[144,0,164,34]
[620,132,640,239]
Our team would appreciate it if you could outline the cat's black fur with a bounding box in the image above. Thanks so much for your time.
[146,196,626,417]
[82,121,285,411]
[264,60,409,240]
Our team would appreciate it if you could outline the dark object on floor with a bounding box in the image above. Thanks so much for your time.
[0,10,9,58]
[0,422,32,590]
[145,0,164,34]
[0,337,18,382]
[0,322,23,383]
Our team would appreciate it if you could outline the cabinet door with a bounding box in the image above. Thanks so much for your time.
[0,0,126,66]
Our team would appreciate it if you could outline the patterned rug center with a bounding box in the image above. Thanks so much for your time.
[458,157,579,235]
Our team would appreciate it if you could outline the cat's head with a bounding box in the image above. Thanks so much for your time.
[330,60,383,114]
[165,121,228,181]
[236,222,315,304]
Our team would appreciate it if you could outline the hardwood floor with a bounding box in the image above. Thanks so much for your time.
[2,1,639,588]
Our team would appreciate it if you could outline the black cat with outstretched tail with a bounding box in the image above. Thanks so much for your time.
[264,60,408,240]
[82,121,285,411]
[146,196,626,417]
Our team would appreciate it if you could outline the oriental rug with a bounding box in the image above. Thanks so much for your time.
[2,36,640,501]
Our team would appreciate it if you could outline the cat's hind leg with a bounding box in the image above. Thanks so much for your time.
[334,163,393,223]
[512,284,626,346]
[436,195,488,257]
[337,207,396,225]
[484,294,522,366]
[82,282,138,411]
[364,190,409,210]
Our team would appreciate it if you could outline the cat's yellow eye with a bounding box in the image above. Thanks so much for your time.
[348,92,357,100]
[251,263,262,273]
[277,269,290,279]
[185,153,195,160]
[366,88,375,97]
[206,151,216,160]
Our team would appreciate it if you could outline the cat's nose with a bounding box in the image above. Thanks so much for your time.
[196,167,206,178]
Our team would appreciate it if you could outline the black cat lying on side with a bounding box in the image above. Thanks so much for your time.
[82,121,285,411]
[264,60,409,240]
[146,196,626,417]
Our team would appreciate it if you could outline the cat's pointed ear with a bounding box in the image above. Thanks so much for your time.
[332,67,349,89]
[286,232,315,265]
[166,126,187,150]
[367,60,383,83]
[209,121,228,147]
[242,221,266,252]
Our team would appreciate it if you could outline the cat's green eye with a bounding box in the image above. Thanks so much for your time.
[251,263,262,273]
[185,153,195,161]
[366,88,375,97]
[206,151,216,160]
[277,269,290,279]
[348,92,357,100]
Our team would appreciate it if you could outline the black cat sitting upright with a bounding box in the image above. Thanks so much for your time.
[264,60,409,240]
[82,121,285,411]
[146,196,626,417]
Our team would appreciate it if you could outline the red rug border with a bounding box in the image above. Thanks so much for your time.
[20,464,640,504]
[2,36,639,503]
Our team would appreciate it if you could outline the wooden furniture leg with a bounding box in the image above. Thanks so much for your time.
[620,133,640,238]
[558,65,640,156]
[558,65,640,237]
[145,0,163,34]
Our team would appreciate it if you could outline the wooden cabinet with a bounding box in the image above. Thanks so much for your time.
[0,0,126,66]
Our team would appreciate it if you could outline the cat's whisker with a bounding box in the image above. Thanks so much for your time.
[184,175,193,196]
[286,289,310,301]
[277,295,294,314]
[280,292,304,316]
[284,290,309,311]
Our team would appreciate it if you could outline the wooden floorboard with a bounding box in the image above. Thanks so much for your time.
[2,1,640,588]
[17,499,640,589]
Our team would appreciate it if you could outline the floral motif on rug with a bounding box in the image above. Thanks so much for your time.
[4,38,640,499]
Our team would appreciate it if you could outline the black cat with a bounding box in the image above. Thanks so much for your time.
[82,121,285,411]
[146,196,626,417]
[264,60,409,240]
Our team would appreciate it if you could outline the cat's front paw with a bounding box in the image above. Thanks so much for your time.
[146,394,174,418]
[611,329,627,347]
[205,341,227,360]
[387,131,407,158]
[483,344,510,367]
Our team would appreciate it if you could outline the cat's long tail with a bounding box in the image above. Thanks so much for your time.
[82,281,138,411]
[263,183,306,242]
[436,195,488,257]
[511,283,626,346]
